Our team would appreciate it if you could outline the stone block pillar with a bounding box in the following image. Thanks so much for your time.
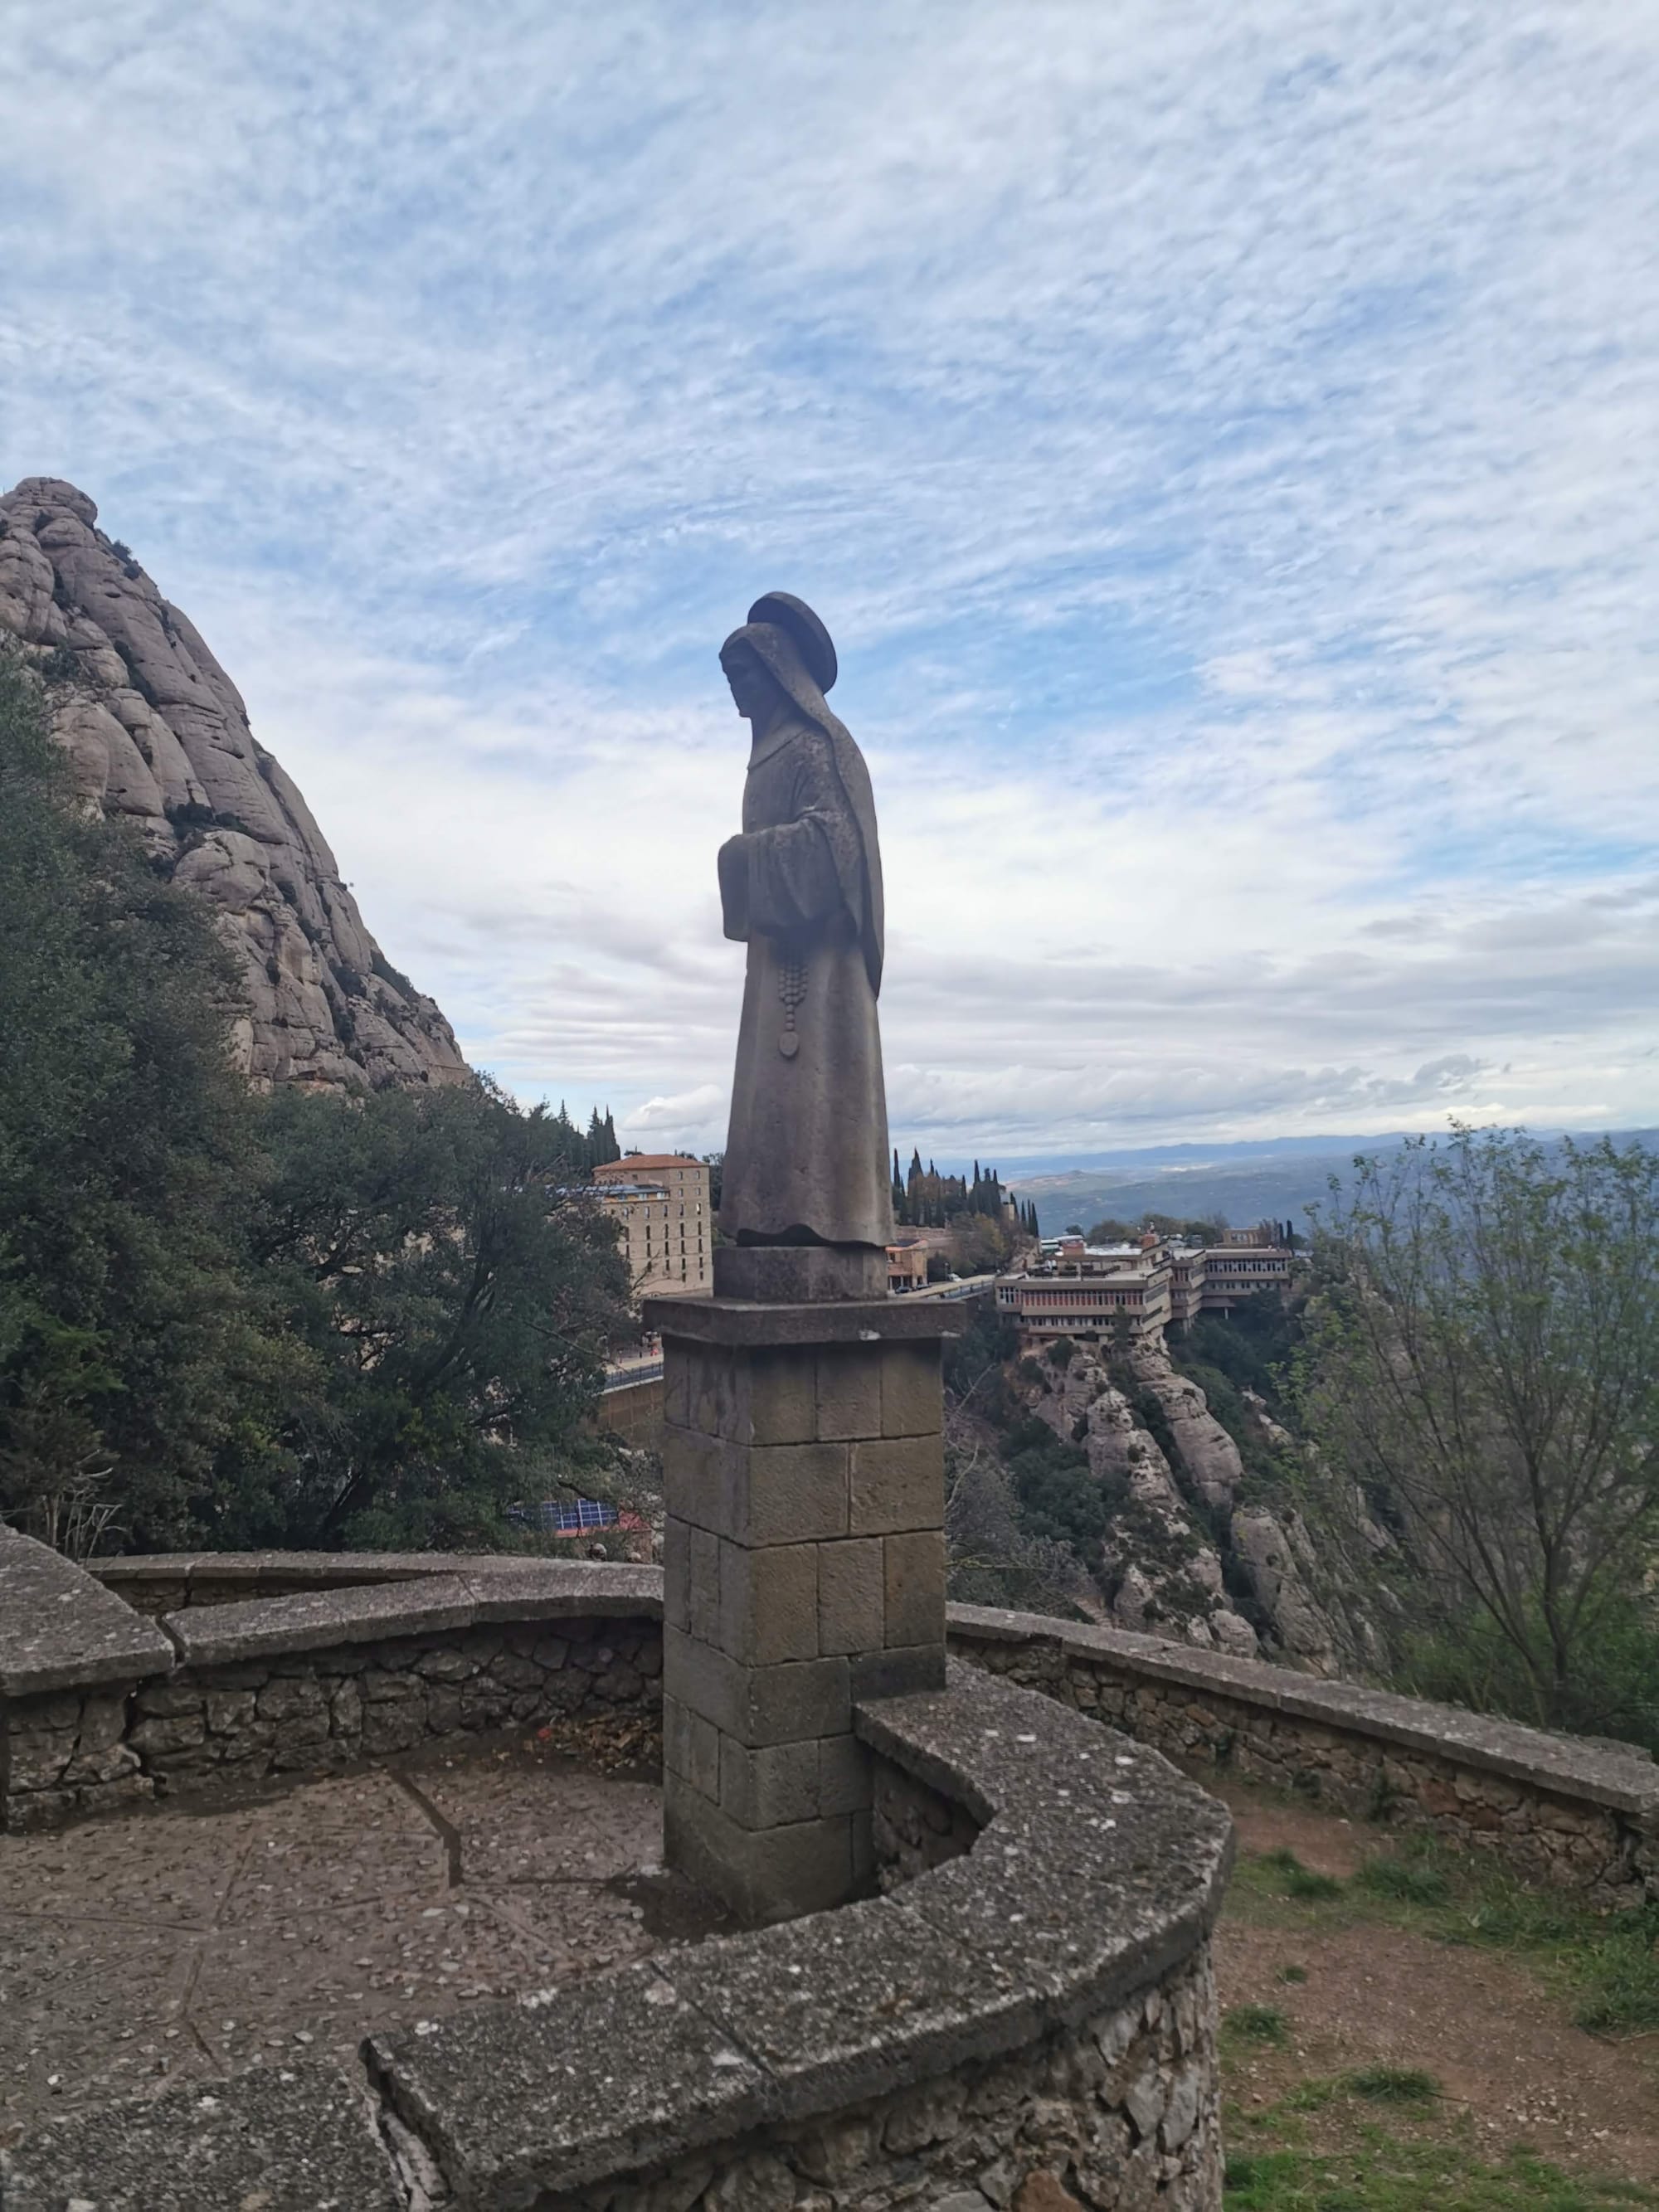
[648,1294,963,1926]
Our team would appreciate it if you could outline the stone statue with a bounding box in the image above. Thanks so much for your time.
[715,593,893,1293]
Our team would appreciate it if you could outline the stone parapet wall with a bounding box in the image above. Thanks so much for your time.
[3,1651,1233,2210]
[1,1540,663,1830]
[543,1947,1219,2212]
[3,1531,1233,2210]
[361,1659,1230,2210]
[18,1540,1659,1909]
[89,1548,561,1614]
[3,1617,659,1830]
[950,1607,1659,1909]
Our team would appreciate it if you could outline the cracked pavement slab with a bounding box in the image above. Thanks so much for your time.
[0,1736,724,2142]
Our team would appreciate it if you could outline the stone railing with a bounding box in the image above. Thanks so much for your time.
[4,1658,1233,2211]
[950,1606,1659,1910]
[12,1541,1657,1911]
[19,1541,1657,2202]
[89,1547,556,1613]
[1,1532,661,1830]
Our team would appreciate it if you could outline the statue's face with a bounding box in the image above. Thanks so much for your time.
[722,640,784,724]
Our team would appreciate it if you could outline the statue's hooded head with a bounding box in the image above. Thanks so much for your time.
[719,591,838,735]
[718,592,885,996]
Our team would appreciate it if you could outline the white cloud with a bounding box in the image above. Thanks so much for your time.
[2,2,1657,1158]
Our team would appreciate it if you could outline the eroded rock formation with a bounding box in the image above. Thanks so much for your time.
[0,477,466,1091]
[1014,1334,1352,1672]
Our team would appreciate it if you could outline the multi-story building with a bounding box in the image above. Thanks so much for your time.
[997,1253,1173,1343]
[1196,1242,1292,1310]
[887,1238,929,1291]
[998,1233,1291,1348]
[591,1154,712,1299]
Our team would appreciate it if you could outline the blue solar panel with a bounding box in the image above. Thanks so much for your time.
[510,1497,620,1533]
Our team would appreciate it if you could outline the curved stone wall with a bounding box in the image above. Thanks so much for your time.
[15,1546,1659,1908]
[5,1663,1231,2211]
[16,1545,1659,1906]
[2,1538,1233,2211]
[2,1542,662,1830]
[16,1544,1654,2202]
[950,1606,1659,1909]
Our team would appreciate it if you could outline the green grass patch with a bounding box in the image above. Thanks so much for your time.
[1255,1845,1346,1901]
[1344,2065,1442,2105]
[1224,2002,1289,2046]
[1224,2132,1655,2209]
[1224,2078,1654,2209]
[1355,1855,1452,1907]
[1230,1831,1659,2039]
[1277,2070,1438,2114]
[1277,1962,1309,1984]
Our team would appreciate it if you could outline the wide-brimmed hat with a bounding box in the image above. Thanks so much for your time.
[747,591,837,694]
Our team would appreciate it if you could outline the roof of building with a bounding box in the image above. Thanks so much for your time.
[593,1155,703,1176]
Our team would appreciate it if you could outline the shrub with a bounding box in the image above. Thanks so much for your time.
[1223,2003,1287,2046]
[1343,2064,1440,2104]
[1355,1855,1450,1907]
[371,948,416,996]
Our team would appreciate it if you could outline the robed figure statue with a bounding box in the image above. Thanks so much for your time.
[716,593,894,1281]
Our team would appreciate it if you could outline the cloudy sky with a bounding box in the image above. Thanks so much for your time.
[4,2,1657,1164]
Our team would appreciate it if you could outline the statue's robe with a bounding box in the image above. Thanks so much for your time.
[718,713,893,1248]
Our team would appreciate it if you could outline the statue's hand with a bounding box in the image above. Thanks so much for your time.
[718,834,750,941]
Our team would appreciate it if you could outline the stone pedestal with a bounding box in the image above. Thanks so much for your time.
[712,1245,887,1302]
[648,1294,965,1925]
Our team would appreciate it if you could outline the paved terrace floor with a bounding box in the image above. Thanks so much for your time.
[0,1737,727,2142]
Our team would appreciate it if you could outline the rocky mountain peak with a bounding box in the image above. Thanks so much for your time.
[0,477,466,1092]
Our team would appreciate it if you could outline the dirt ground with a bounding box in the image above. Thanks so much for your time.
[1209,1774,1659,2185]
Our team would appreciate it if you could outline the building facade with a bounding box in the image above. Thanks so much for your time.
[998,1235,1291,1348]
[887,1238,929,1291]
[591,1155,713,1299]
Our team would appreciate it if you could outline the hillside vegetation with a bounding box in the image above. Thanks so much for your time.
[946,1125,1659,1752]
[0,649,631,1556]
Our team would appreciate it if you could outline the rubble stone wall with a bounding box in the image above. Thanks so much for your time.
[4,1618,661,1830]
[871,1746,980,1887]
[7,1662,1233,2211]
[4,1537,1234,2210]
[23,1548,1659,1915]
[546,1947,1221,2212]
[1,1538,664,1830]
[951,1608,1659,1909]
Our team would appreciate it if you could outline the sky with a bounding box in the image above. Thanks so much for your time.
[3,2,1657,1165]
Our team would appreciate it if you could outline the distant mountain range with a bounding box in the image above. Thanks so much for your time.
[1002,1128,1657,1237]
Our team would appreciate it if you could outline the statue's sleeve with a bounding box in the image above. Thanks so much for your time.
[732,737,857,935]
[718,834,750,941]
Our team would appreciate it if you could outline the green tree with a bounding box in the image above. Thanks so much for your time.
[586,1105,620,1166]
[948,1211,1014,1277]
[249,1081,633,1548]
[0,649,292,1552]
[1293,1127,1659,1733]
